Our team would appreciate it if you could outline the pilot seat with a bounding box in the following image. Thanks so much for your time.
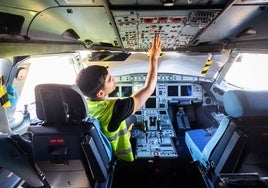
[28,83,115,188]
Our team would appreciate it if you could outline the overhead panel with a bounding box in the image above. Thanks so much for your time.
[112,10,221,51]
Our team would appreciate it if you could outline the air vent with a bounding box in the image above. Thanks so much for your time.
[62,29,80,40]
[0,12,24,34]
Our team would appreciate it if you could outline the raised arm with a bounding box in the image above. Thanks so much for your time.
[131,34,162,112]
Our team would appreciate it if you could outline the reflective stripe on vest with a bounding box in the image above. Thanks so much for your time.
[88,99,134,162]
[116,147,133,156]
[108,126,128,141]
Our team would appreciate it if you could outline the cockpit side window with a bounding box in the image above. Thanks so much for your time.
[15,55,81,119]
[224,53,268,90]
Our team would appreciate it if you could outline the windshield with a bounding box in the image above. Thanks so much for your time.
[83,52,227,79]
[14,54,80,117]
[12,51,228,118]
[224,53,268,90]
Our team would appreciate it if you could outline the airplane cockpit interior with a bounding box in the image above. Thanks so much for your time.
[1,0,268,188]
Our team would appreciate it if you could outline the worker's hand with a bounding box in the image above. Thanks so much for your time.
[148,34,162,60]
[127,123,134,138]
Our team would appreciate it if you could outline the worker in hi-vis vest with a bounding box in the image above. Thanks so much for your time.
[76,34,162,162]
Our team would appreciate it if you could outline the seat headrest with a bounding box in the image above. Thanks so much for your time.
[223,90,268,118]
[35,84,88,123]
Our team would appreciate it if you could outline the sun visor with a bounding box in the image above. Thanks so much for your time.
[88,51,131,61]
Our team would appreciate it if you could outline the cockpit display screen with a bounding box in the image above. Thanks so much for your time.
[109,86,119,97]
[180,85,192,96]
[167,85,178,96]
[121,86,132,97]
[145,97,156,108]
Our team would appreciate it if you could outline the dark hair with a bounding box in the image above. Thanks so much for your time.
[76,65,108,99]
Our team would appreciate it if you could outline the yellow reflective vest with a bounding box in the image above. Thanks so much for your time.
[87,99,134,162]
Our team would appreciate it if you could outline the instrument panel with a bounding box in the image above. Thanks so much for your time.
[112,10,220,50]
[107,73,204,159]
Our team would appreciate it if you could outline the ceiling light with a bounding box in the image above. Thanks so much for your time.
[161,0,175,7]
[64,0,95,5]
[236,28,257,38]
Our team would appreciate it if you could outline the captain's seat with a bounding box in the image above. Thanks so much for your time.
[28,83,115,188]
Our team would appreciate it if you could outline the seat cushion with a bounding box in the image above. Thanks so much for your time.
[185,117,229,168]
[185,128,217,163]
